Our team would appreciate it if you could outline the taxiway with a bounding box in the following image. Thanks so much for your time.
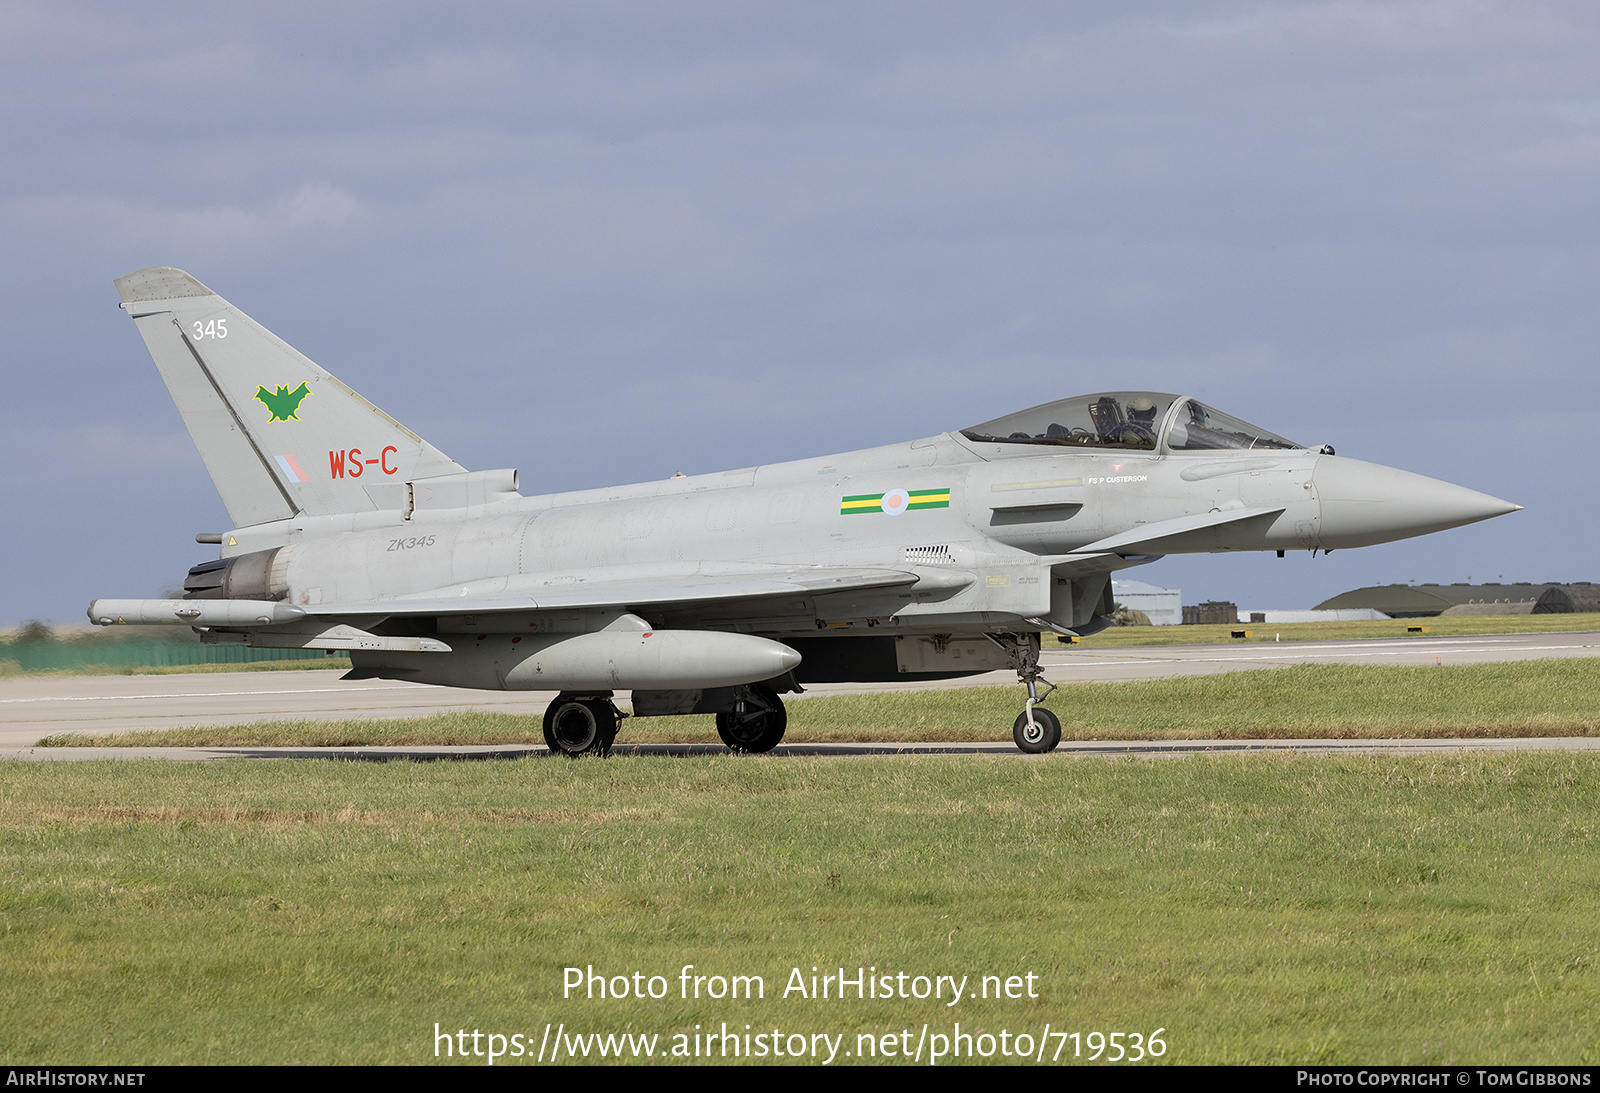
[1,630,1594,752]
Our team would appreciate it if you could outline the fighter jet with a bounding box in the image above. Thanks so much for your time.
[89,268,1521,755]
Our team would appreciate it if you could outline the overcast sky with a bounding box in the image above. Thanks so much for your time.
[4,1,1596,626]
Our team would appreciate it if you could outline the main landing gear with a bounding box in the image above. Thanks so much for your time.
[540,684,789,757]
[542,694,621,757]
[715,683,787,754]
[988,633,1062,754]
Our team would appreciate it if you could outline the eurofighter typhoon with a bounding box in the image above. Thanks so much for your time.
[90,268,1521,754]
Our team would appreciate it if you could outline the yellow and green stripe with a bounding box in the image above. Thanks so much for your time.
[840,487,952,515]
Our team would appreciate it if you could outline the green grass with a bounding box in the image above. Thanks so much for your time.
[0,753,1597,1064]
[0,657,352,679]
[40,660,1600,748]
[1076,612,1600,646]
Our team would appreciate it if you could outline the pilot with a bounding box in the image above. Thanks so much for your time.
[1127,396,1159,431]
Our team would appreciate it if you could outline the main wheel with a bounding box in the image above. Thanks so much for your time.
[1012,707,1062,754]
[716,685,787,754]
[543,697,617,757]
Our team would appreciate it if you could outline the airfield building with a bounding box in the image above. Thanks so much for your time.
[1183,601,1240,625]
[1111,579,1182,626]
[1239,609,1390,624]
[1314,582,1600,618]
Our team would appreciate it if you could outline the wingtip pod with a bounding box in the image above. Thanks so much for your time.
[88,598,307,627]
[114,267,216,304]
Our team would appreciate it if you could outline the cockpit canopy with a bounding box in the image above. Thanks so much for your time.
[960,391,1303,453]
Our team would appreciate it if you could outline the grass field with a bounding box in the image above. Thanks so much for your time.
[1073,612,1600,647]
[1,753,1596,1065]
[41,659,1600,748]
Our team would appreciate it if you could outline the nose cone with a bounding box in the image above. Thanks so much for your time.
[1315,457,1521,549]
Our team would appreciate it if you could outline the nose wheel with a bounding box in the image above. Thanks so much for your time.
[1013,706,1062,753]
[988,632,1062,754]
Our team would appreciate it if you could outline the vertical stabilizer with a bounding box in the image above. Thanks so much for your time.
[115,268,465,525]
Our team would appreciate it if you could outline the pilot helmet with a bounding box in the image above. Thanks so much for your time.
[1128,395,1157,423]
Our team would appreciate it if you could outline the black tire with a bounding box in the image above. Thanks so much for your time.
[716,685,787,754]
[541,702,561,751]
[544,698,617,757]
[1012,707,1061,754]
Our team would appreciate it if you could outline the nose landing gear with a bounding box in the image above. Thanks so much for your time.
[988,632,1062,753]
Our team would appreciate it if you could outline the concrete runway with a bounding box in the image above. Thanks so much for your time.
[2,629,1596,758]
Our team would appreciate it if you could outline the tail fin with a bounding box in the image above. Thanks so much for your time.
[115,267,465,526]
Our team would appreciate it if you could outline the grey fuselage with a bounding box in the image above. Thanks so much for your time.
[209,428,1466,656]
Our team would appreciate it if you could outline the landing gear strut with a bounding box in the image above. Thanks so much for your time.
[988,633,1061,753]
[542,694,621,757]
[716,683,787,754]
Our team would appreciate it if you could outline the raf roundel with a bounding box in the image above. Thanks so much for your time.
[880,488,911,516]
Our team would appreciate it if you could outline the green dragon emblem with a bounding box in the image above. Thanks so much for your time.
[254,383,312,422]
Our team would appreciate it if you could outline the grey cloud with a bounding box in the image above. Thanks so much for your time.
[2,1,1595,622]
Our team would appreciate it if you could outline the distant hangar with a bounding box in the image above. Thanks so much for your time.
[1314,582,1600,618]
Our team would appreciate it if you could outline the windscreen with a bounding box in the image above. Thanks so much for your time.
[1166,400,1302,451]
